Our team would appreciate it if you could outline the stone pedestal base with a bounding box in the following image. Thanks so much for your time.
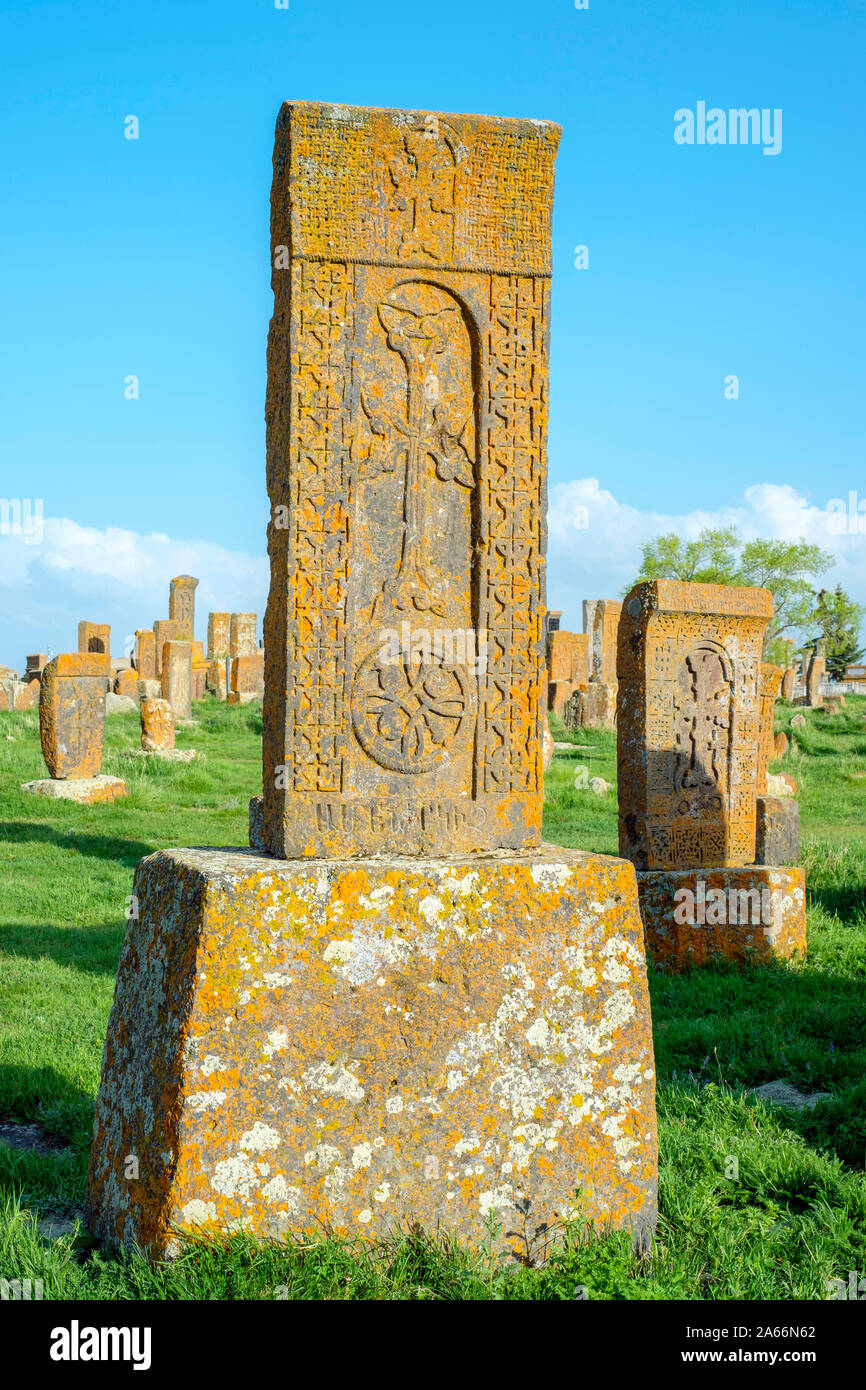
[86,846,658,1262]
[128,749,197,763]
[755,797,801,866]
[636,866,806,970]
[20,775,128,804]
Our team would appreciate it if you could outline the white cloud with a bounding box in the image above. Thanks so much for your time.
[546,479,866,629]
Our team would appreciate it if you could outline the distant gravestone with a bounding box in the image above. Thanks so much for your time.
[207,612,231,660]
[135,630,157,681]
[169,576,198,641]
[229,613,257,658]
[161,641,193,720]
[228,654,264,705]
[141,697,175,751]
[153,620,178,676]
[781,667,796,701]
[21,654,127,802]
[78,622,110,658]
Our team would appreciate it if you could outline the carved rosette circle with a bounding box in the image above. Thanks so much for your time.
[351,648,476,774]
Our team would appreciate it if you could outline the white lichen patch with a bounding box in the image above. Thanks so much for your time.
[181,1199,216,1225]
[261,1174,301,1211]
[446,1069,465,1091]
[304,1143,341,1170]
[187,1090,227,1113]
[211,1154,259,1199]
[418,894,444,926]
[323,939,354,964]
[303,1062,365,1104]
[200,1054,224,1077]
[263,1029,289,1058]
[525,1016,549,1048]
[385,1095,404,1114]
[373,1181,391,1203]
[479,1185,514,1217]
[351,1142,373,1169]
[530,862,572,890]
[240,1122,280,1153]
[262,971,294,989]
[357,1208,373,1224]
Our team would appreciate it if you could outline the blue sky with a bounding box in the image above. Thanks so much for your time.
[1,0,864,662]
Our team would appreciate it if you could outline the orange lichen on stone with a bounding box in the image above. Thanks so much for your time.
[39,653,111,779]
[153,620,178,676]
[161,641,192,720]
[229,613,257,658]
[637,866,806,969]
[85,845,657,1261]
[169,576,198,641]
[228,654,264,705]
[262,101,560,859]
[141,697,175,752]
[546,629,589,717]
[617,581,774,872]
[135,629,157,681]
[756,663,783,796]
[208,613,231,660]
[114,668,140,701]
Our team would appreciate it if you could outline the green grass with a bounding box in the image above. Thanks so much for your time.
[1,697,865,1299]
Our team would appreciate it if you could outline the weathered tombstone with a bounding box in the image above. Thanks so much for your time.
[169,575,199,641]
[756,663,783,796]
[207,612,231,660]
[141,697,175,751]
[806,643,825,707]
[591,600,622,686]
[153,620,178,676]
[617,582,806,967]
[564,681,617,732]
[773,730,789,759]
[135,630,157,682]
[78,622,110,658]
[781,667,796,701]
[20,654,127,802]
[114,669,139,701]
[87,101,657,1265]
[227,654,264,705]
[229,612,257,658]
[191,661,208,702]
[206,659,228,700]
[754,662,801,867]
[546,626,589,718]
[161,641,192,720]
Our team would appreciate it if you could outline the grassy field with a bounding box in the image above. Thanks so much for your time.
[1,696,865,1300]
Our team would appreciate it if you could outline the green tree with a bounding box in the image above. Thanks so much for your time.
[631,527,835,652]
[808,586,866,680]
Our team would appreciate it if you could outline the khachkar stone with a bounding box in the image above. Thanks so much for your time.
[228,654,264,705]
[153,620,178,676]
[78,622,110,658]
[805,642,825,707]
[546,627,589,718]
[229,612,257,658]
[617,581,806,968]
[755,662,800,867]
[262,102,559,859]
[169,575,199,641]
[207,612,231,660]
[161,641,193,720]
[781,667,796,701]
[141,697,175,751]
[21,654,127,802]
[135,630,157,681]
[592,600,622,686]
[87,102,658,1264]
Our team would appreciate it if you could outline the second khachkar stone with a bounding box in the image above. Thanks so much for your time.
[263,102,556,858]
[617,581,806,968]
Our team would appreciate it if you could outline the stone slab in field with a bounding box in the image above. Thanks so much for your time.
[86,845,658,1262]
[754,795,801,866]
[636,865,806,970]
[21,774,128,803]
[39,653,112,779]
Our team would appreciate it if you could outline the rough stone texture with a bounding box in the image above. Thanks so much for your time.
[781,668,796,701]
[228,654,264,706]
[1,678,40,711]
[790,712,806,730]
[230,613,258,659]
[39,653,111,779]
[546,629,589,718]
[86,845,657,1260]
[768,772,797,798]
[105,693,136,715]
[637,866,806,970]
[141,697,175,752]
[169,576,199,641]
[773,731,789,760]
[137,678,162,702]
[756,663,783,796]
[21,774,127,804]
[192,661,209,702]
[749,1080,831,1111]
[262,102,559,860]
[114,669,140,701]
[249,794,265,850]
[617,581,774,872]
[591,601,622,686]
[135,630,157,682]
[154,620,179,676]
[208,613,231,660]
[78,622,110,658]
[161,641,193,721]
[754,796,801,866]
[207,659,228,701]
[563,682,617,731]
